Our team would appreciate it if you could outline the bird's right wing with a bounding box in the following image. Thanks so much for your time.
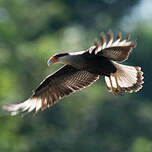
[89,31,136,62]
[3,65,99,115]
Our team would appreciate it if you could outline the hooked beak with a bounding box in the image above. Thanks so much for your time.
[47,57,58,66]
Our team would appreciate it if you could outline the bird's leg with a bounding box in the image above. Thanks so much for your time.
[109,76,119,96]
[112,73,121,92]
[112,73,124,96]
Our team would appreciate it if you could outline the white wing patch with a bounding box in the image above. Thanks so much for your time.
[3,98,42,116]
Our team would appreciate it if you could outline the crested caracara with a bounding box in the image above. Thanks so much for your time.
[3,30,144,115]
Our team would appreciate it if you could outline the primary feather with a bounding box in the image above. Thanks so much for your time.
[90,30,136,62]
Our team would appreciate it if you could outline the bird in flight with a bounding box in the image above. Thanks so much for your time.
[3,30,144,116]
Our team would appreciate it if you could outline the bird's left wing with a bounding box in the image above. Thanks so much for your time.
[3,65,99,115]
[90,31,136,62]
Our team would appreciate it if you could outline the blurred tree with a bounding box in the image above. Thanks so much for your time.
[1,0,152,152]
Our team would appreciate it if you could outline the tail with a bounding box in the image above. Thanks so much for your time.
[104,62,144,96]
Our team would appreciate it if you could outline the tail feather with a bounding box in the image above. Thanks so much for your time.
[105,62,144,95]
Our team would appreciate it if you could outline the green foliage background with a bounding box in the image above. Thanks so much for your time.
[0,0,152,152]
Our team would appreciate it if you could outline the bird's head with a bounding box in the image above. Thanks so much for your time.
[48,53,69,65]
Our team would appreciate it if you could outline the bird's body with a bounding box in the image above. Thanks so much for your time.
[60,51,116,75]
[3,30,144,115]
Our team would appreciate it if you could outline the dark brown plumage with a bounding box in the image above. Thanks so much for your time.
[33,65,99,111]
[3,30,144,115]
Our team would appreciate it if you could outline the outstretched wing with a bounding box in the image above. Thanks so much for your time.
[90,30,136,62]
[3,65,99,115]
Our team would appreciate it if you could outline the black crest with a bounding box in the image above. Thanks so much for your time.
[54,53,69,58]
